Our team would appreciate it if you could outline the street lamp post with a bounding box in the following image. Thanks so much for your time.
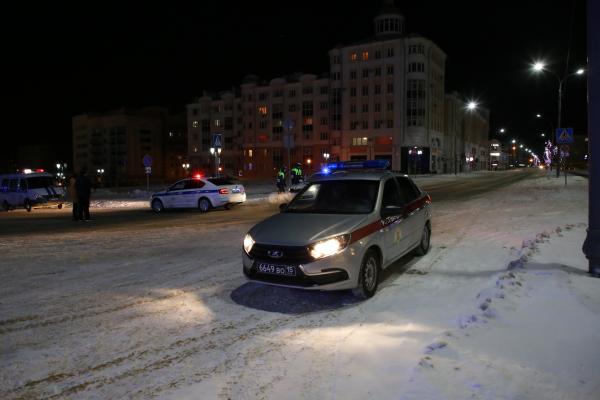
[182,163,190,176]
[209,147,222,177]
[96,168,105,188]
[533,62,585,177]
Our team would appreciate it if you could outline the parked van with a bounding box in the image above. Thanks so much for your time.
[0,171,65,212]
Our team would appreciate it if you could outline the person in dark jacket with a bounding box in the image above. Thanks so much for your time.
[75,168,92,221]
[68,173,79,221]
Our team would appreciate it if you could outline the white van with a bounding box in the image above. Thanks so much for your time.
[0,171,65,212]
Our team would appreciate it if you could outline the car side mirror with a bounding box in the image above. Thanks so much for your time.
[279,203,288,212]
[381,205,404,218]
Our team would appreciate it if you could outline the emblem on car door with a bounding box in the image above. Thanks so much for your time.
[267,249,283,259]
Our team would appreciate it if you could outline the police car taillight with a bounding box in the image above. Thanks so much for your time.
[219,188,229,195]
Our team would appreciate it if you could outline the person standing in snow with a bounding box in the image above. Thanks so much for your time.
[75,168,92,221]
[68,173,79,221]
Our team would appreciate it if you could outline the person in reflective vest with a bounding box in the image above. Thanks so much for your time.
[291,163,302,185]
[276,167,286,193]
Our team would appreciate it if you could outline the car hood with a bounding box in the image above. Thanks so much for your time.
[249,212,369,246]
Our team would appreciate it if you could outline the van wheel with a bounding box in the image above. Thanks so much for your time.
[198,198,211,213]
[2,200,9,211]
[57,203,63,210]
[24,200,32,212]
[352,249,380,299]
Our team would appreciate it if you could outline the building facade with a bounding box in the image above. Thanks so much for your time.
[187,2,488,179]
[72,107,185,186]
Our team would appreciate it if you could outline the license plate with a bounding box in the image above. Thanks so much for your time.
[257,263,296,276]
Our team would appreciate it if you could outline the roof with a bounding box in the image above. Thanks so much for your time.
[310,170,405,182]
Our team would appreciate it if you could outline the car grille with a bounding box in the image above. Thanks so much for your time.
[248,243,313,264]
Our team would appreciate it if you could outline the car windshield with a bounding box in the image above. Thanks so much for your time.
[285,180,379,214]
[208,178,235,186]
[26,176,55,189]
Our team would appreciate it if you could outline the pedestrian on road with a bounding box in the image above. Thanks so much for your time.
[76,168,92,221]
[68,173,79,221]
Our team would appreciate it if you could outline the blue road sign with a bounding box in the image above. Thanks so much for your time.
[556,128,574,144]
[142,154,153,167]
[212,133,223,148]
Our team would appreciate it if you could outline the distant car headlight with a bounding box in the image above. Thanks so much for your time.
[243,234,255,255]
[309,234,350,260]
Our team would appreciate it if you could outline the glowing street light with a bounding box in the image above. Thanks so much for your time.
[511,139,516,144]
[466,101,478,111]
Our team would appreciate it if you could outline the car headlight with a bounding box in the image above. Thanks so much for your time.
[243,234,255,255]
[309,234,350,260]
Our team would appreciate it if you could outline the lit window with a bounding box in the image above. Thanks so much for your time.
[350,52,358,61]
[249,149,253,158]
[258,106,268,115]
[214,119,221,127]
[362,51,369,61]
[192,121,199,128]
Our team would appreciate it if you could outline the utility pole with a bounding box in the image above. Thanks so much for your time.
[583,0,600,277]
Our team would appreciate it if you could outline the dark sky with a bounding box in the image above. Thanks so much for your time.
[2,0,588,166]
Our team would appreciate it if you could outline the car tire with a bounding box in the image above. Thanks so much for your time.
[198,197,211,213]
[58,203,63,210]
[413,223,431,256]
[352,249,380,299]
[24,200,32,212]
[2,200,9,211]
[151,199,164,213]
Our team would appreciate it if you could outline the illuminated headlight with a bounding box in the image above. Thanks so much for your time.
[309,234,350,260]
[243,234,255,254]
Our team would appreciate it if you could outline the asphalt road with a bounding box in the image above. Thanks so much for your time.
[0,169,536,237]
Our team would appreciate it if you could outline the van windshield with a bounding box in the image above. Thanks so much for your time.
[26,177,55,189]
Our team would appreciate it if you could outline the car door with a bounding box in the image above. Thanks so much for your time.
[396,176,425,249]
[380,177,413,262]
[165,180,187,208]
[181,178,206,208]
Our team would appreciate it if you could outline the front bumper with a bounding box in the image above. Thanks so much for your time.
[242,245,362,291]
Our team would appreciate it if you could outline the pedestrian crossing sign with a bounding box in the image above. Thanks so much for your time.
[212,133,223,148]
[555,128,574,144]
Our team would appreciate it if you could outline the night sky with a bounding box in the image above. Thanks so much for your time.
[2,0,588,168]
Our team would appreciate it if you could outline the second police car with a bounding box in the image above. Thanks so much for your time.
[151,175,246,213]
[243,160,432,299]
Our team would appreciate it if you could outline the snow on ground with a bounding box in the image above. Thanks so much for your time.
[0,172,598,399]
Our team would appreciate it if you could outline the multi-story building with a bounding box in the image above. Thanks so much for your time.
[329,1,446,174]
[72,107,183,186]
[187,1,488,178]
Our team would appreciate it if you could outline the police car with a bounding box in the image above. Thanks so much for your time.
[242,160,432,299]
[150,175,246,213]
[0,170,65,212]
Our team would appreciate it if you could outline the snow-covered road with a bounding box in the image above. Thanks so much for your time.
[1,171,598,399]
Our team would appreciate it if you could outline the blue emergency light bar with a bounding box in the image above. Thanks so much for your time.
[323,159,391,174]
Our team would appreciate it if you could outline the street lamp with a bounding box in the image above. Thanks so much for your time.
[531,60,586,131]
[96,168,105,188]
[209,147,222,177]
[182,163,190,176]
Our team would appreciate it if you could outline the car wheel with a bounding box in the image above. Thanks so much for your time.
[198,197,211,213]
[413,223,431,256]
[2,200,9,211]
[151,199,164,213]
[24,200,32,212]
[57,203,63,210]
[352,249,380,299]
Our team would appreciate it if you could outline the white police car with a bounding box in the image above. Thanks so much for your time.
[243,160,432,299]
[151,175,246,213]
[0,170,65,212]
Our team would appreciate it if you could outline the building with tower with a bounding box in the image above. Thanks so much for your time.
[186,0,489,178]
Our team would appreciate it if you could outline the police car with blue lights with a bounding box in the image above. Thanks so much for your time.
[242,160,432,298]
[150,175,246,213]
